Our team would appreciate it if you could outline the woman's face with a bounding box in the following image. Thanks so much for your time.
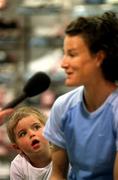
[61,35,102,87]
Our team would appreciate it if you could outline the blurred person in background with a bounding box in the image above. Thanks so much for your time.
[44,11,118,180]
[39,89,56,117]
[0,86,14,125]
[0,100,14,179]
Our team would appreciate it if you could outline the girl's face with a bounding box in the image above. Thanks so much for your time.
[13,115,49,158]
[61,35,103,87]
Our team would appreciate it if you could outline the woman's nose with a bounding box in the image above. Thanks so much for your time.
[61,55,69,69]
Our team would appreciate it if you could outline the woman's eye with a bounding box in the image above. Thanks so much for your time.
[70,54,75,57]
[69,53,76,57]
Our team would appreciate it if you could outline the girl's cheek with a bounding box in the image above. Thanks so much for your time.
[39,128,49,144]
[41,136,49,144]
[17,138,29,147]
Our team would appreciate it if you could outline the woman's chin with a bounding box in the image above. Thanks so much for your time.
[65,80,75,87]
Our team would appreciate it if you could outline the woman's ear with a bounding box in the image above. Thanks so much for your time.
[96,50,106,67]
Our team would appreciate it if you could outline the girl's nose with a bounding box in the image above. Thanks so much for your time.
[28,129,35,138]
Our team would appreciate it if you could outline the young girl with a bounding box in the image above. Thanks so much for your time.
[6,106,52,180]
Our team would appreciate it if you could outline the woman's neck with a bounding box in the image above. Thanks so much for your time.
[84,81,118,112]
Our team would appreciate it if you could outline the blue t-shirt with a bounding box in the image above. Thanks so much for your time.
[44,86,118,180]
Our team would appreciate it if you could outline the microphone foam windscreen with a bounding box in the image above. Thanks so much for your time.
[23,72,51,97]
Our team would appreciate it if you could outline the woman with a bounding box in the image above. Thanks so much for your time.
[44,11,118,180]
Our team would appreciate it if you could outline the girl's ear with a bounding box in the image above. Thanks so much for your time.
[12,144,30,161]
[12,143,21,153]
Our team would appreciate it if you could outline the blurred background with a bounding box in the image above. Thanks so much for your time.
[0,0,118,179]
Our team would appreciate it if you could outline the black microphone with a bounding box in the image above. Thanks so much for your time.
[2,72,51,110]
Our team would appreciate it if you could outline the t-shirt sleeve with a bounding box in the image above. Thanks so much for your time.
[44,97,66,149]
[44,87,82,149]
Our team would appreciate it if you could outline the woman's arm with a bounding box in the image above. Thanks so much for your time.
[114,152,118,180]
[50,144,69,180]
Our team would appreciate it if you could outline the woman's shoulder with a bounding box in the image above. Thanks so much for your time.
[56,86,83,105]
[51,86,84,115]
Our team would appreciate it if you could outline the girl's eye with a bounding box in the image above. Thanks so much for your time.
[33,124,40,131]
[18,131,26,138]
